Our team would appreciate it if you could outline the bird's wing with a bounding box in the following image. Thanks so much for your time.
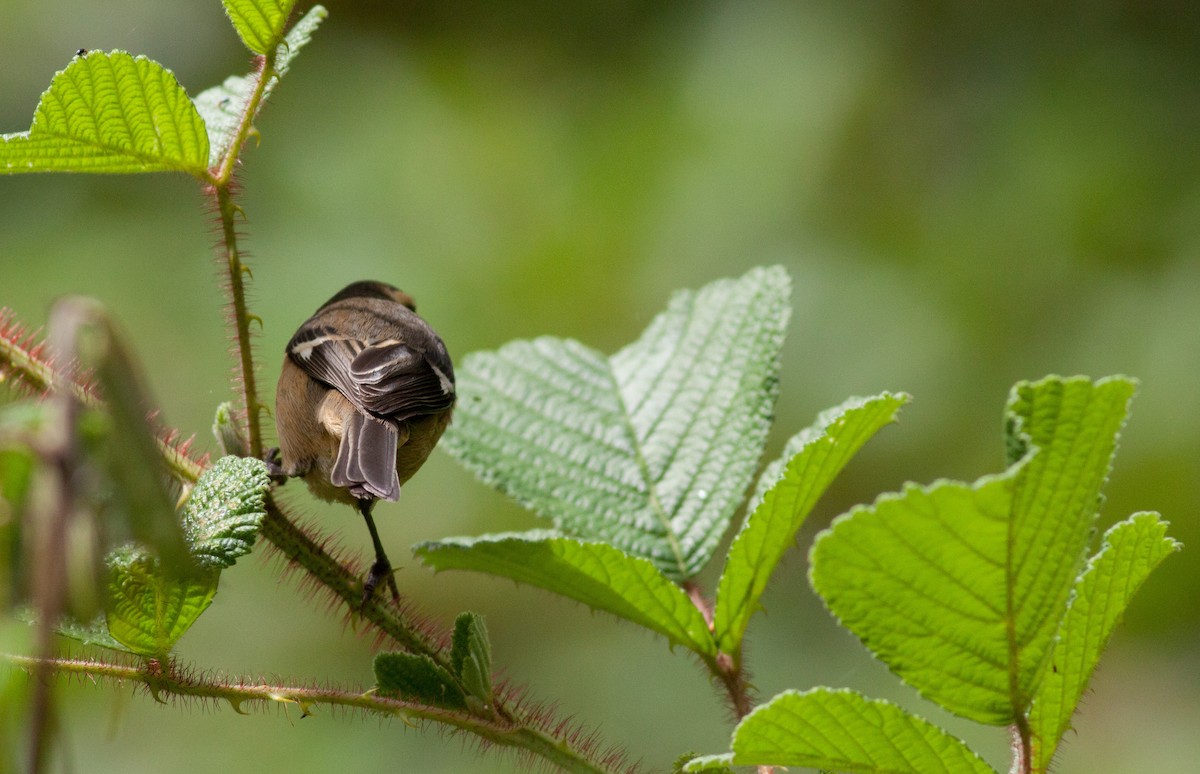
[288,326,455,421]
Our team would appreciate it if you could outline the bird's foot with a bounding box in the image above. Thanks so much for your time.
[263,447,289,484]
[361,558,401,609]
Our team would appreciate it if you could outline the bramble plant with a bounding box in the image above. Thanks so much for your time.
[0,3,1180,773]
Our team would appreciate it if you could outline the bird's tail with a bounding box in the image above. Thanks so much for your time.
[331,411,403,501]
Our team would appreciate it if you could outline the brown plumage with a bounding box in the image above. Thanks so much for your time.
[272,281,455,603]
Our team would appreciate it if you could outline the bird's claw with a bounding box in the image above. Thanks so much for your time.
[361,558,401,609]
[263,447,288,483]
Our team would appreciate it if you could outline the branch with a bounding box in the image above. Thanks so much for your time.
[3,653,626,774]
[206,53,279,460]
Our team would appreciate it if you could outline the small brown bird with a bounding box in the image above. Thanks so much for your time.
[272,281,455,603]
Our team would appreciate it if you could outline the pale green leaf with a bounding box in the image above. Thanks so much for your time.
[713,392,908,652]
[1030,512,1180,770]
[104,545,218,658]
[211,401,248,457]
[55,615,129,654]
[685,689,996,773]
[374,652,466,710]
[222,0,298,55]
[417,531,715,656]
[810,376,1136,725]
[196,5,327,166]
[444,266,789,581]
[192,75,254,169]
[181,455,269,569]
[1,51,208,175]
[679,754,735,773]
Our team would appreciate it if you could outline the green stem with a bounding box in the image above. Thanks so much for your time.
[2,652,609,772]
[684,582,755,720]
[213,183,263,459]
[205,54,280,459]
[4,654,619,774]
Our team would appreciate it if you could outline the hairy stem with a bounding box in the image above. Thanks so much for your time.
[4,654,618,774]
[684,582,756,720]
[212,183,263,459]
[206,54,278,459]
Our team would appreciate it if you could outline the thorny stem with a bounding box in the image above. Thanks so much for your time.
[3,654,615,774]
[206,53,276,460]
[213,183,263,459]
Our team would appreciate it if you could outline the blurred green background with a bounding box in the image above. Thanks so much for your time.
[3,1,1198,772]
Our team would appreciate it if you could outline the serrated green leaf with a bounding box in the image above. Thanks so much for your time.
[444,266,789,581]
[687,689,996,773]
[1,51,209,175]
[104,545,218,658]
[451,612,493,708]
[810,376,1137,725]
[417,531,715,656]
[181,455,269,569]
[222,0,298,55]
[713,392,908,652]
[1004,376,1136,695]
[812,475,1018,723]
[196,5,327,166]
[374,652,466,710]
[1030,512,1179,770]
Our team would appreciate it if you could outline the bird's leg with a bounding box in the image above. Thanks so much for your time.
[358,499,401,606]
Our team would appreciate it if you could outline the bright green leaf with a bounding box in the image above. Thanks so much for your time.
[0,51,209,175]
[1030,512,1180,769]
[374,652,466,710]
[221,0,298,55]
[417,531,715,656]
[104,545,218,658]
[812,475,1018,723]
[1003,376,1137,699]
[685,689,996,773]
[451,612,494,709]
[181,455,269,569]
[196,5,327,167]
[810,376,1136,725]
[443,266,789,581]
[713,392,908,652]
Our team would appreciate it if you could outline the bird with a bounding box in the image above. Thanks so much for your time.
[271,281,455,604]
